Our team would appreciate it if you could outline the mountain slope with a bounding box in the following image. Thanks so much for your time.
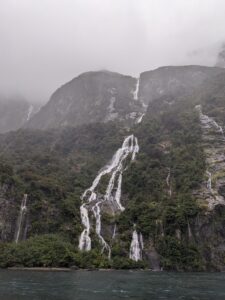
[26,66,225,130]
[26,71,144,130]
[0,65,225,270]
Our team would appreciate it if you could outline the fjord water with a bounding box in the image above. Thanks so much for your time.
[0,271,225,300]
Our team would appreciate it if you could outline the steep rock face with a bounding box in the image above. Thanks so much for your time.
[26,71,143,130]
[192,206,225,271]
[0,183,21,242]
[139,66,224,105]
[26,66,225,130]
[0,96,38,133]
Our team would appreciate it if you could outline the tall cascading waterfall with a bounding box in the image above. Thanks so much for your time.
[79,134,140,258]
[15,194,28,243]
[129,225,144,261]
[196,104,223,191]
[79,76,145,259]
[129,76,145,262]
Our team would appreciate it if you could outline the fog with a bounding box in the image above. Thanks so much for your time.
[1,0,225,103]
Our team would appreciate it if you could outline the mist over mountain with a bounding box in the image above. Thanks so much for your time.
[0,62,225,271]
[2,0,225,103]
[25,70,144,130]
[2,0,225,275]
[0,95,40,133]
[25,65,224,131]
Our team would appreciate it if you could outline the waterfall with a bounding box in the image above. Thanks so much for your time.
[136,113,145,124]
[197,104,222,194]
[78,204,91,251]
[166,168,172,197]
[206,171,212,192]
[133,77,140,100]
[129,225,143,261]
[132,76,148,125]
[195,105,224,139]
[92,202,111,259]
[26,105,34,121]
[79,135,140,258]
[112,224,117,239]
[196,104,225,209]
[15,194,28,243]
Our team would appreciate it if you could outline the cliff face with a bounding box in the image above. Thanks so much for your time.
[0,181,22,242]
[26,66,225,130]
[0,184,15,241]
[26,71,144,130]
[0,65,225,270]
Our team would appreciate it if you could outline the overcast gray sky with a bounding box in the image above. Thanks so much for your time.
[1,0,225,103]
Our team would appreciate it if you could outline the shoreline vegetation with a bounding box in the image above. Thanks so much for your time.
[7,267,153,272]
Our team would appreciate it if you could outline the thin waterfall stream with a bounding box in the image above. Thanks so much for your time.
[129,225,143,261]
[15,194,28,243]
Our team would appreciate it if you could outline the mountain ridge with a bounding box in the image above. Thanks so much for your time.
[25,65,225,130]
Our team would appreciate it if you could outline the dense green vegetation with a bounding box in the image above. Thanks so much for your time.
[0,90,224,270]
[0,123,125,241]
[115,97,206,270]
[0,234,146,269]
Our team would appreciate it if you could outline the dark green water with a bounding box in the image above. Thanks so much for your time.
[0,270,224,300]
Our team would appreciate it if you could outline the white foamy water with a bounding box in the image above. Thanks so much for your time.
[79,135,140,258]
[129,226,143,261]
[196,105,224,138]
[15,194,28,243]
[133,77,140,101]
[78,204,91,251]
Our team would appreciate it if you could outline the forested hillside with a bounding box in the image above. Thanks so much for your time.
[0,66,225,271]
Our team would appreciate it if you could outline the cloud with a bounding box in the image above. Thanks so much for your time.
[1,0,225,103]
